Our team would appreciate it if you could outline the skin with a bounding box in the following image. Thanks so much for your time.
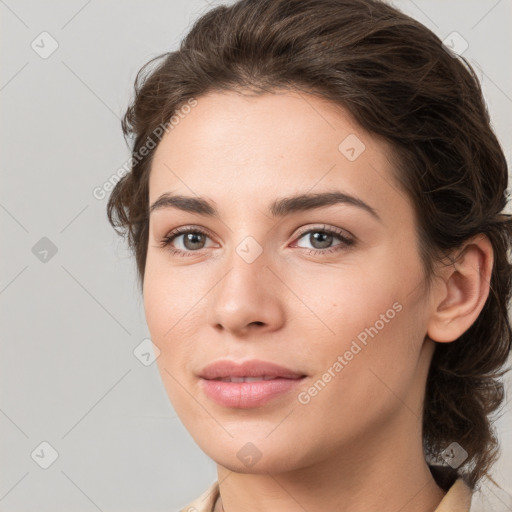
[143,89,493,512]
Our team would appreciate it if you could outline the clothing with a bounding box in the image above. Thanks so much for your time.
[179,474,473,512]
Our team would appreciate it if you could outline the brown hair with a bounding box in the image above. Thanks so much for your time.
[107,0,512,491]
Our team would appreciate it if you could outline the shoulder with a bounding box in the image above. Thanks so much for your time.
[434,478,473,512]
[179,481,220,512]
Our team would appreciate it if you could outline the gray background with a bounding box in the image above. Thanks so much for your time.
[1,0,511,511]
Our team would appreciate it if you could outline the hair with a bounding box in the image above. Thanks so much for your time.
[107,0,512,492]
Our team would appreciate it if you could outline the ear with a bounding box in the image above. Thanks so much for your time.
[427,234,494,343]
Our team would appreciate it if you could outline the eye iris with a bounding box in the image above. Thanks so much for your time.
[310,231,333,249]
[184,232,206,250]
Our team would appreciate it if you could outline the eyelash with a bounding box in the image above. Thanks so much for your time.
[158,225,355,258]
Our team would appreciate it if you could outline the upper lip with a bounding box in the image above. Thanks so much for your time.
[198,359,306,380]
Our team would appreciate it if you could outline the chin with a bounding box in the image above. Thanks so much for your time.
[214,455,299,475]
[200,438,310,475]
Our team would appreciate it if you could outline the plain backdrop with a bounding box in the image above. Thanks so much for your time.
[1,1,511,511]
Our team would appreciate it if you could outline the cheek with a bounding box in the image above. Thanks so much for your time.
[142,259,199,388]
[143,252,200,337]
[290,246,427,405]
[285,250,414,346]
[293,301,426,450]
[143,269,204,416]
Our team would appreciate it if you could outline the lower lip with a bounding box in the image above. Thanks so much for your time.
[200,377,306,408]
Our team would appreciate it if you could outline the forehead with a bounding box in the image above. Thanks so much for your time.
[151,89,373,168]
[148,90,406,223]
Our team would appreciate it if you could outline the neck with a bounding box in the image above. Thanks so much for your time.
[214,409,446,512]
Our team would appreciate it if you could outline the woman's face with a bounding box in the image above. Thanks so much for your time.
[144,90,436,473]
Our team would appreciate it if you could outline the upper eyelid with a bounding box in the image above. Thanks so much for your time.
[294,224,353,240]
[164,224,350,236]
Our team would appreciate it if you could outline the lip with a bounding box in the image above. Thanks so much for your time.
[198,359,306,380]
[198,359,307,408]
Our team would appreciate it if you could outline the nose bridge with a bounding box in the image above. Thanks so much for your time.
[220,208,275,280]
[219,234,271,303]
[208,230,285,333]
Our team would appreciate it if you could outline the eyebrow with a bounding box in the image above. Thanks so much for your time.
[149,191,381,221]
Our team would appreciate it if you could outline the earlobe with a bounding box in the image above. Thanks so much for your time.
[426,234,494,343]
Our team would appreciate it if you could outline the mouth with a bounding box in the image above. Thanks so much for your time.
[197,359,307,408]
[211,375,303,382]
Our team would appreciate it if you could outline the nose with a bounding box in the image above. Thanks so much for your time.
[208,248,286,337]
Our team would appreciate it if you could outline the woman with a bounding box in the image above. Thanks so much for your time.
[107,0,512,510]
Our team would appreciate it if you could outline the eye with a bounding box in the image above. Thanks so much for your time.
[158,224,355,257]
[158,226,214,257]
[292,225,355,255]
